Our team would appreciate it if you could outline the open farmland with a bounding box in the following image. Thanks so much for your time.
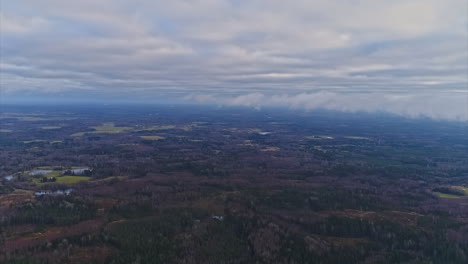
[72,122,131,136]
[32,176,91,185]
[140,135,165,140]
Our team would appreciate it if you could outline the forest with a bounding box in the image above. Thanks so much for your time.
[0,104,467,263]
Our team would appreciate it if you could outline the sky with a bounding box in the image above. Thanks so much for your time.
[1,0,467,120]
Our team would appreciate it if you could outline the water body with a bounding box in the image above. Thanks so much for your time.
[35,189,73,196]
[29,170,53,176]
[70,168,91,174]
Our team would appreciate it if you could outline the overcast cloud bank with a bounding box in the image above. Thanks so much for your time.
[0,0,466,120]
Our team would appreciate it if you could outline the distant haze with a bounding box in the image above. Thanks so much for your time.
[1,1,467,120]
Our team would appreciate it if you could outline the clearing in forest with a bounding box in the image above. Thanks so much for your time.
[71,122,131,136]
[140,136,165,140]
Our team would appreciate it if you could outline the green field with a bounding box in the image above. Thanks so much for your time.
[260,147,280,152]
[136,125,176,131]
[0,129,13,133]
[41,126,62,130]
[344,136,370,140]
[71,132,86,137]
[453,186,468,195]
[34,175,91,185]
[30,171,62,184]
[434,186,468,199]
[72,122,131,136]
[44,171,62,177]
[23,140,47,144]
[91,122,131,133]
[56,176,91,184]
[140,136,165,140]
[434,192,463,199]
[461,187,468,195]
[25,167,92,185]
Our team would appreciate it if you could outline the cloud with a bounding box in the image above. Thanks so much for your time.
[186,91,468,121]
[0,0,466,120]
[0,14,49,33]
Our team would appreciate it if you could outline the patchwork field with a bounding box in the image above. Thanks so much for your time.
[53,176,91,184]
[140,135,165,140]
[71,122,131,136]
[260,146,280,152]
[135,125,176,131]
